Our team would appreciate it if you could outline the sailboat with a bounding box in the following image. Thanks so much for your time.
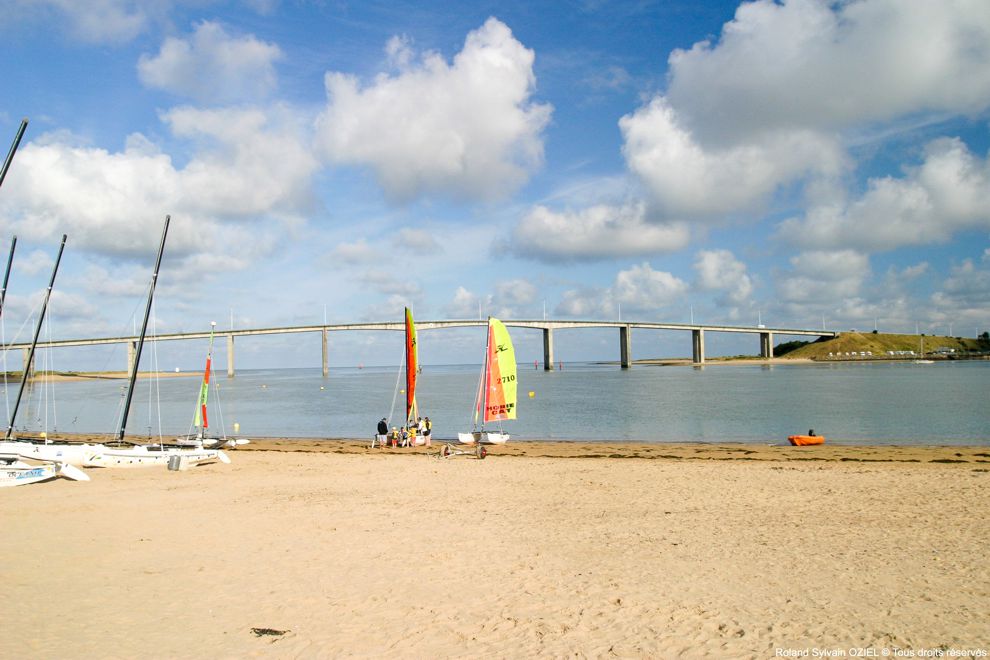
[85,217,229,468]
[174,321,249,449]
[914,335,934,364]
[1,452,90,487]
[457,317,517,446]
[0,234,104,468]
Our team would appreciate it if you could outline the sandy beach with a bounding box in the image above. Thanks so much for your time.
[3,440,988,658]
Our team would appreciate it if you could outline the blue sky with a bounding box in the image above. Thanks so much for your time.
[0,0,988,370]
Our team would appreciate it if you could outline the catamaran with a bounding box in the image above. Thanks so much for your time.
[0,234,105,467]
[85,217,229,468]
[1,452,90,487]
[174,321,249,450]
[442,317,517,458]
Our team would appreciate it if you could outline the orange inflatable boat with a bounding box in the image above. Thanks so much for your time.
[788,434,825,446]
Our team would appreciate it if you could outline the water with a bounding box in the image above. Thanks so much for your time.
[5,361,989,445]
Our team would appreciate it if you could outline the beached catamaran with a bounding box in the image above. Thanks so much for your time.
[443,317,517,458]
[0,453,90,487]
[87,217,229,468]
[174,321,249,450]
[0,232,95,482]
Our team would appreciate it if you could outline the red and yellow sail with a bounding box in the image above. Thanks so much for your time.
[483,317,516,423]
[194,324,216,431]
[405,307,418,423]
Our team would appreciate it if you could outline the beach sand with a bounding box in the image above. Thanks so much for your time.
[2,441,988,658]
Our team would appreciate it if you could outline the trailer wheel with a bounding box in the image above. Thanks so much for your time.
[439,445,451,458]
[476,445,487,460]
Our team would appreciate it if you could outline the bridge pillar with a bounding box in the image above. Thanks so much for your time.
[322,328,329,377]
[127,341,136,375]
[227,334,235,377]
[692,329,706,364]
[22,347,32,376]
[620,325,631,369]
[543,328,554,370]
[760,332,774,359]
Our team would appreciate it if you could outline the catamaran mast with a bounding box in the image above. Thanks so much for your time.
[0,236,16,319]
[5,234,66,440]
[0,118,28,192]
[117,216,169,443]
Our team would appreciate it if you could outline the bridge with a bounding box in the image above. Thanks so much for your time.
[4,319,837,376]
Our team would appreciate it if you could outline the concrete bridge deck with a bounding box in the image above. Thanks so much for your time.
[4,319,837,376]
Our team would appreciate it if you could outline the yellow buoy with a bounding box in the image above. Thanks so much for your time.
[528,391,535,398]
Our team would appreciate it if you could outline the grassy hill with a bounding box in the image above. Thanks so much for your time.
[779,332,990,360]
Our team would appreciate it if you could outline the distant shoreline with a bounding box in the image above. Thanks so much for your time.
[2,371,199,382]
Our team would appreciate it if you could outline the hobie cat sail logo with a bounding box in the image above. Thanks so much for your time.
[487,402,514,416]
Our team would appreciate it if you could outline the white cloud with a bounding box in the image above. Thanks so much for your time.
[138,21,283,103]
[445,286,483,319]
[775,250,871,305]
[392,228,442,254]
[777,138,990,250]
[315,17,552,202]
[613,263,688,312]
[556,263,687,318]
[932,254,990,310]
[620,97,844,217]
[331,240,377,264]
[619,0,990,221]
[693,249,752,305]
[666,0,990,143]
[14,249,55,277]
[506,201,689,261]
[491,278,537,317]
[33,0,150,43]
[0,108,317,270]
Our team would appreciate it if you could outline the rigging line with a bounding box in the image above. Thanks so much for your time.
[212,363,227,439]
[470,358,485,431]
[388,344,403,426]
[1,313,8,427]
[45,297,57,435]
[148,299,163,446]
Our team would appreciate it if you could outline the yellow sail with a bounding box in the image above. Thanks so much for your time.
[483,317,516,422]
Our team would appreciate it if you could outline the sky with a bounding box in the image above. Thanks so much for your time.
[0,0,989,370]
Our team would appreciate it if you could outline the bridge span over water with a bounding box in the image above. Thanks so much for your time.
[5,319,837,377]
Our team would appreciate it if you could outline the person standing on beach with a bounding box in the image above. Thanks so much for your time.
[422,417,432,447]
[375,417,388,448]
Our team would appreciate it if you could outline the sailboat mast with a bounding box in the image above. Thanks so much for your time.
[0,118,28,192]
[117,216,170,443]
[196,321,216,435]
[0,236,16,319]
[480,317,492,428]
[5,234,66,440]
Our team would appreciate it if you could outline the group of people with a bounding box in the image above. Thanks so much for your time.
[373,416,432,448]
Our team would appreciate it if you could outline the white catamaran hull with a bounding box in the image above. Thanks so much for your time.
[0,441,103,468]
[456,431,510,445]
[85,446,230,468]
[0,453,91,487]
[174,435,250,450]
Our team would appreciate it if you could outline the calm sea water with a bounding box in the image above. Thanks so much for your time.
[5,361,989,445]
